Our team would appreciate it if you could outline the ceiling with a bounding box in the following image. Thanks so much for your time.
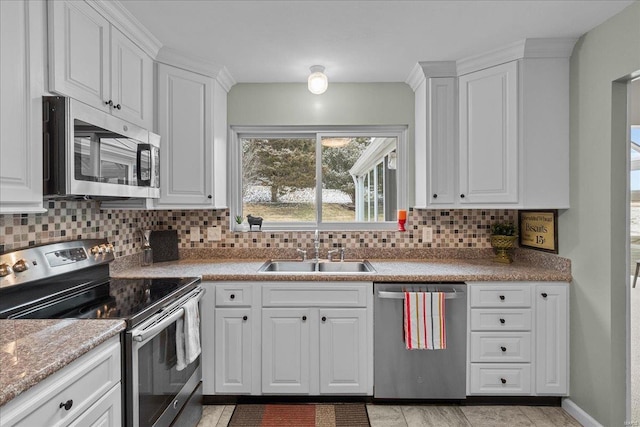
[119,0,634,84]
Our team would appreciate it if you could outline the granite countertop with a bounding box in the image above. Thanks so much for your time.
[0,319,125,407]
[111,258,572,282]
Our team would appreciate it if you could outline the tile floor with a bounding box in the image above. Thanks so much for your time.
[197,404,583,426]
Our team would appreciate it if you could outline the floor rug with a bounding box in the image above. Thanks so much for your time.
[228,403,370,427]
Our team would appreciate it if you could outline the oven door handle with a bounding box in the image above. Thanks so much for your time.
[130,287,205,343]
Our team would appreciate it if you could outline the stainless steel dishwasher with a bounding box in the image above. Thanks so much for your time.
[374,282,467,399]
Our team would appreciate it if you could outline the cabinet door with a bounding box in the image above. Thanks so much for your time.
[427,77,457,205]
[318,309,367,394]
[0,0,45,213]
[110,28,153,129]
[215,308,252,393]
[156,64,214,207]
[459,61,518,204]
[49,0,110,112]
[262,308,311,394]
[535,284,568,395]
[68,383,121,427]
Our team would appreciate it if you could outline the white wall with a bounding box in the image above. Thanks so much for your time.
[227,82,415,203]
[561,2,640,425]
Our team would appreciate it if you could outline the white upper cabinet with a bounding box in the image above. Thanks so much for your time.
[156,64,215,207]
[410,39,575,209]
[152,50,230,209]
[49,0,153,129]
[459,60,519,204]
[109,27,153,128]
[411,62,458,207]
[0,0,46,214]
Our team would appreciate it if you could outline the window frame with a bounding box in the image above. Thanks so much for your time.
[229,125,408,231]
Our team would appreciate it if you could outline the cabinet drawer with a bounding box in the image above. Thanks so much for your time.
[469,363,531,395]
[216,284,253,307]
[262,282,369,307]
[470,309,532,331]
[469,285,531,308]
[68,382,121,427]
[470,332,531,362]
[1,337,121,427]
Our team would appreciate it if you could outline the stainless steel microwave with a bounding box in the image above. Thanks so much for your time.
[43,96,160,199]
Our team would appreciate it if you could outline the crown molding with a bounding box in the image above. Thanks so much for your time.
[406,61,457,91]
[156,47,237,89]
[456,39,526,76]
[456,38,578,76]
[88,0,162,58]
[420,61,458,78]
[216,67,237,93]
[523,38,578,58]
[405,63,426,91]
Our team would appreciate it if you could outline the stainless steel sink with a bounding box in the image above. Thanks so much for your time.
[258,260,375,273]
[317,261,374,273]
[258,260,318,272]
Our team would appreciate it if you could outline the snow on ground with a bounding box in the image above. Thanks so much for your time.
[243,185,351,204]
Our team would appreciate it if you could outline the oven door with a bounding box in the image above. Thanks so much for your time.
[126,287,204,427]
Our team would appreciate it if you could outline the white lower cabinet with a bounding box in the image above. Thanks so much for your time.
[262,308,312,394]
[535,283,569,395]
[261,307,369,395]
[203,281,373,396]
[0,336,122,427]
[467,282,568,396]
[469,364,532,395]
[215,308,253,393]
[318,309,368,394]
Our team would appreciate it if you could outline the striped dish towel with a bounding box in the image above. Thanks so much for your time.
[403,292,447,350]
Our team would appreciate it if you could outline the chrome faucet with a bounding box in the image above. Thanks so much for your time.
[296,248,307,261]
[327,249,338,262]
[313,229,320,261]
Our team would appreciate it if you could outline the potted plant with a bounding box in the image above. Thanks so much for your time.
[234,215,247,232]
[490,221,518,264]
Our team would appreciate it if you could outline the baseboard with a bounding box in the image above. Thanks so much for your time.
[561,398,604,427]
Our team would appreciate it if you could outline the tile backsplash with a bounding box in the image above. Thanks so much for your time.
[0,200,517,257]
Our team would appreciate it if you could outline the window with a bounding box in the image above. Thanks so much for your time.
[230,126,407,230]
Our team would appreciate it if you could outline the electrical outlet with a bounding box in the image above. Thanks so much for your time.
[207,226,221,241]
[422,227,433,243]
[190,226,200,242]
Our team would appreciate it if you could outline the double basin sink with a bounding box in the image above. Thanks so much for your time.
[259,259,375,274]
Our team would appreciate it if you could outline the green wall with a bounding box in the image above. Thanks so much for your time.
[561,2,640,425]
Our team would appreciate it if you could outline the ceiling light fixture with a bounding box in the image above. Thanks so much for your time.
[308,65,328,95]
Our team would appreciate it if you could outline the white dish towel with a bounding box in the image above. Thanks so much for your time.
[176,297,201,371]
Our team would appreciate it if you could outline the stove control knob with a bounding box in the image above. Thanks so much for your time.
[0,263,12,277]
[12,259,29,273]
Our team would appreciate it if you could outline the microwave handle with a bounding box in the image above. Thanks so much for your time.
[151,146,159,189]
[136,143,152,186]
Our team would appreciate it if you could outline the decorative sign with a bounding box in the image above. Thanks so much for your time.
[518,210,558,253]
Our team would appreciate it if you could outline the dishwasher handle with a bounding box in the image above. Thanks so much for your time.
[377,290,463,300]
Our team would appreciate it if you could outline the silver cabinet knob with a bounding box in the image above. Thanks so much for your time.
[0,263,12,277]
[12,259,29,273]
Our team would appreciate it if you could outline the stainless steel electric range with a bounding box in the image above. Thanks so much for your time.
[0,239,204,427]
